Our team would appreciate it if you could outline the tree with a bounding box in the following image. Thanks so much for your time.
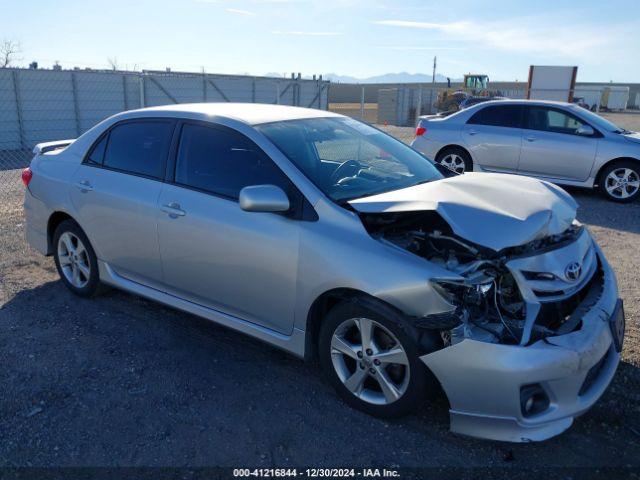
[0,39,21,68]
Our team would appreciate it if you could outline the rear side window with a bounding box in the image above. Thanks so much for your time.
[467,105,524,128]
[175,123,293,200]
[86,135,107,165]
[102,121,174,178]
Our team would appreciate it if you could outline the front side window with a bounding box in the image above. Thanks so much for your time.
[525,107,587,135]
[257,117,443,202]
[103,121,174,178]
[467,105,523,128]
[568,105,622,133]
[175,123,292,199]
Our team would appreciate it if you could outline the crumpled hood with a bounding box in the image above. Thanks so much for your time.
[349,173,578,251]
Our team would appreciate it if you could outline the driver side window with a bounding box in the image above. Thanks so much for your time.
[174,123,294,200]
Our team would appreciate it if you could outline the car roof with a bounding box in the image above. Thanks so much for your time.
[125,102,343,125]
[468,99,577,108]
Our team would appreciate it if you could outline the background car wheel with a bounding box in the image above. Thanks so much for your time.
[318,298,440,418]
[435,147,472,174]
[53,219,102,297]
[599,161,640,203]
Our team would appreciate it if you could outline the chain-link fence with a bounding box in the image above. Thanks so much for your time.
[0,67,330,198]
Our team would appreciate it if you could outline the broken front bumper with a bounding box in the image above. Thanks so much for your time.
[420,246,622,442]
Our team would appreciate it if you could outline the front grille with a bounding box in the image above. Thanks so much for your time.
[527,241,597,302]
[534,264,602,333]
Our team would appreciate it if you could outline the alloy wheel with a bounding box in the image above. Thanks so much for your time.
[439,153,466,174]
[57,232,91,288]
[605,168,640,200]
[330,317,410,405]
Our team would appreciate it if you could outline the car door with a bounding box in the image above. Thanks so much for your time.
[69,119,175,288]
[156,122,303,335]
[517,106,599,182]
[461,104,525,173]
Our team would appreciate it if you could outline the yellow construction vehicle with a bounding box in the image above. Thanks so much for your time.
[434,74,497,112]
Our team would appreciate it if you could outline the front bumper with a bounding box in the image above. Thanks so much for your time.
[420,246,621,442]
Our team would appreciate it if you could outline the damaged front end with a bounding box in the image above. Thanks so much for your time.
[359,209,588,348]
[358,208,622,442]
[348,174,622,441]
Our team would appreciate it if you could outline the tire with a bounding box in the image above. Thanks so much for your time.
[598,160,640,203]
[52,219,102,297]
[318,298,440,418]
[435,147,472,175]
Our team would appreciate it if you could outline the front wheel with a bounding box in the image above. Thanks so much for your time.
[599,161,640,202]
[318,299,438,418]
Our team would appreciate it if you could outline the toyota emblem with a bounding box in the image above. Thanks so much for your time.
[564,262,582,282]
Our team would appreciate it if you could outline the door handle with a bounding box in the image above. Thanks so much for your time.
[525,136,536,142]
[75,180,93,192]
[161,202,186,218]
[468,130,478,136]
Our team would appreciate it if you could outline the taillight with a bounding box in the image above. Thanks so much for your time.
[415,125,427,136]
[21,167,33,187]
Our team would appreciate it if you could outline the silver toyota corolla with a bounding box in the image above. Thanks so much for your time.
[23,103,625,442]
[411,99,640,202]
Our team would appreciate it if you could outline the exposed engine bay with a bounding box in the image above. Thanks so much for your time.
[359,211,588,346]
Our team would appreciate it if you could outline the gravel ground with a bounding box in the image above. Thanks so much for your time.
[1,130,640,469]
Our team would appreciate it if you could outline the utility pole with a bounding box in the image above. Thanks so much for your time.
[429,56,437,113]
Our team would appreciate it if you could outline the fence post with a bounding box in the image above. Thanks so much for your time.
[202,72,207,102]
[122,74,128,110]
[71,72,81,136]
[252,77,256,103]
[416,87,422,124]
[139,73,146,108]
[360,85,365,120]
[276,83,280,105]
[429,87,434,115]
[11,70,26,151]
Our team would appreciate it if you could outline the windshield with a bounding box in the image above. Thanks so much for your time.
[570,106,625,133]
[257,117,443,202]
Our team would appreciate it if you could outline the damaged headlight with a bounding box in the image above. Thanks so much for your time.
[431,277,493,307]
[429,271,526,345]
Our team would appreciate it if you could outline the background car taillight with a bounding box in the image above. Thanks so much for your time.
[21,167,33,187]
[415,125,427,136]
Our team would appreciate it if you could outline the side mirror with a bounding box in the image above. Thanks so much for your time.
[576,125,595,136]
[239,185,290,213]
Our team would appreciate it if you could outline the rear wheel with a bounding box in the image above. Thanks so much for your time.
[318,299,438,418]
[435,147,472,174]
[53,219,102,297]
[599,161,640,202]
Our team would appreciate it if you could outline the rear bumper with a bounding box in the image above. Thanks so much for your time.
[24,188,50,255]
[410,136,440,160]
[420,247,621,442]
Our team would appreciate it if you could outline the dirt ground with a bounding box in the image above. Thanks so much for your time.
[1,120,639,469]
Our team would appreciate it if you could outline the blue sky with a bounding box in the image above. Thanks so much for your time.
[2,0,638,81]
